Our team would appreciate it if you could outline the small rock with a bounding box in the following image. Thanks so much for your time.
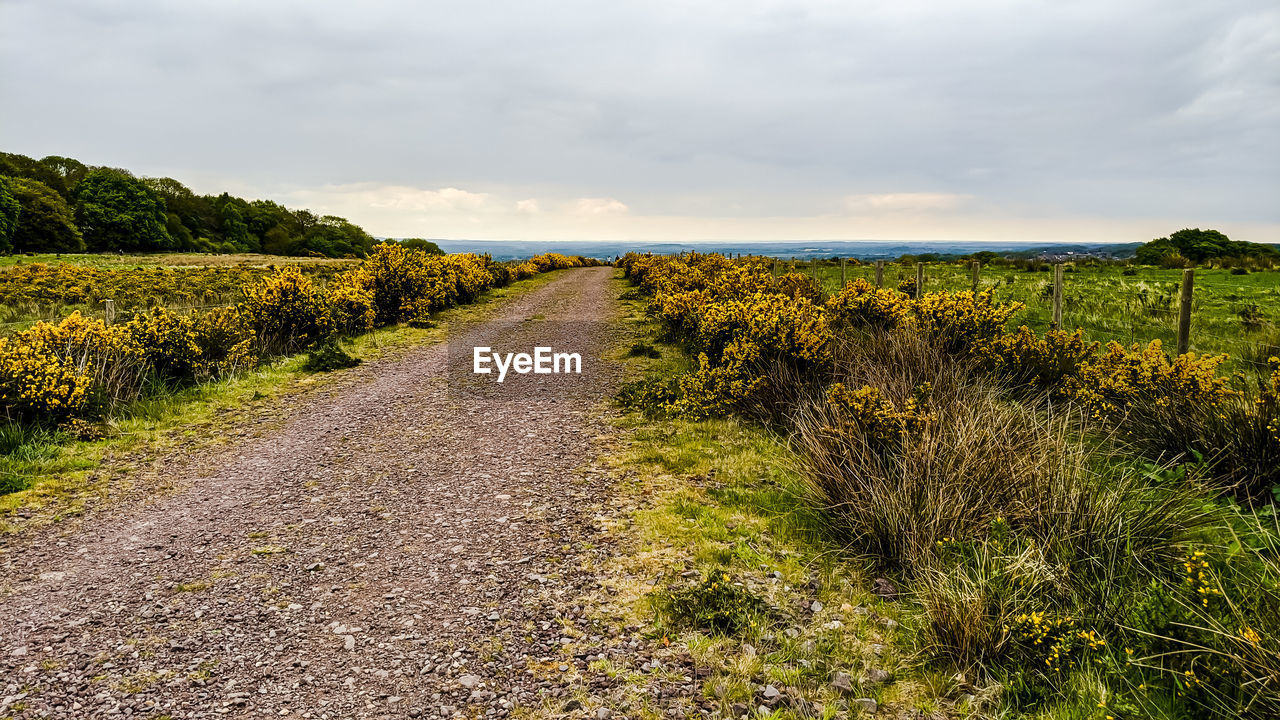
[458,674,482,689]
[762,684,780,700]
[852,697,878,714]
[810,600,824,613]
[341,635,355,651]
[864,668,892,685]
[564,699,583,711]
[830,671,853,693]
[872,577,899,601]
[730,702,749,718]
[595,708,612,720]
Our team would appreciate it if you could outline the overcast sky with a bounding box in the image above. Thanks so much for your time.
[2,0,1277,243]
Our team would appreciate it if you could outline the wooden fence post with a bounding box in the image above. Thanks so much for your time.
[915,263,924,299]
[104,299,115,325]
[874,260,884,288]
[1052,264,1064,329]
[840,257,847,286]
[1177,268,1194,355]
[772,259,779,276]
[971,261,981,291]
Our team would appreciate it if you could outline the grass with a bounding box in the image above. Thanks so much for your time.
[613,258,1280,719]
[0,268,568,534]
[783,259,1280,375]
[0,252,356,269]
[594,277,951,718]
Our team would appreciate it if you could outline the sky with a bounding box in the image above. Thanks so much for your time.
[2,0,1277,244]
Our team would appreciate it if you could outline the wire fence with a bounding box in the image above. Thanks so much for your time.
[0,299,242,335]
[766,257,1280,376]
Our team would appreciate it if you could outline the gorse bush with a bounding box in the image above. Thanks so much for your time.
[0,261,348,317]
[190,306,256,378]
[1,247,597,428]
[126,307,202,381]
[618,251,1280,717]
[824,278,912,330]
[973,325,1100,394]
[240,267,334,355]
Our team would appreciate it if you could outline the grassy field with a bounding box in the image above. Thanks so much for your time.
[600,279,939,718]
[616,253,1280,719]
[0,252,357,269]
[0,268,567,533]
[776,258,1280,373]
[0,254,357,331]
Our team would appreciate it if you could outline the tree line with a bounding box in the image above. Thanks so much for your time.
[0,151,386,258]
[1133,227,1278,267]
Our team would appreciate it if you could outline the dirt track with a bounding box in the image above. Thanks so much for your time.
[0,267,647,718]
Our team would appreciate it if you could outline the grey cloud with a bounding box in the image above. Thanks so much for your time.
[1,0,1276,230]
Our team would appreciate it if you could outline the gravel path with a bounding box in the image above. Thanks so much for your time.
[0,267,658,719]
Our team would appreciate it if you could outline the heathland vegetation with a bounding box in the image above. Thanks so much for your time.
[616,251,1279,719]
[0,246,598,499]
[790,255,1280,376]
[0,151,395,257]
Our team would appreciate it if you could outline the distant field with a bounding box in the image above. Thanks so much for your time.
[0,252,357,269]
[790,259,1280,373]
[0,255,354,330]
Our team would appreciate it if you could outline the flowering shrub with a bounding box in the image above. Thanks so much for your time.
[241,267,334,354]
[973,326,1100,393]
[0,250,582,429]
[191,307,257,378]
[674,293,830,417]
[1263,358,1280,448]
[125,307,202,381]
[0,334,90,419]
[654,570,770,635]
[0,312,135,420]
[823,381,932,449]
[1004,611,1105,676]
[0,262,347,314]
[773,272,822,303]
[912,289,1024,352]
[1066,340,1235,418]
[825,279,913,330]
[325,271,377,335]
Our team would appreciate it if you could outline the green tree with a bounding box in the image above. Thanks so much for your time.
[9,177,84,252]
[399,238,444,255]
[0,177,19,254]
[1136,228,1278,265]
[73,169,173,252]
[37,155,89,196]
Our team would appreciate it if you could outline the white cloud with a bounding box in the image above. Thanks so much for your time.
[842,193,969,214]
[569,197,629,216]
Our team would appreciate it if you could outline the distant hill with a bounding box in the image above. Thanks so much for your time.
[431,239,1146,262]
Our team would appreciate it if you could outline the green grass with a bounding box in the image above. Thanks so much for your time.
[616,261,1280,719]
[782,259,1280,374]
[594,277,944,718]
[0,252,356,269]
[0,269,568,533]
